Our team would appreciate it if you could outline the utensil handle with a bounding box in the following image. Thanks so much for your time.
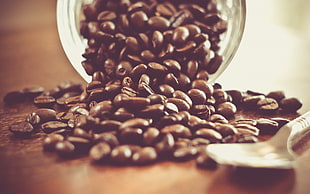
[287,111,310,155]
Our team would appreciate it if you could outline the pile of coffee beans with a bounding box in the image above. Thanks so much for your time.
[79,0,228,81]
[4,80,302,168]
[3,0,304,169]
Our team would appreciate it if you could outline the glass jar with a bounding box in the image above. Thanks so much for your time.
[56,0,246,83]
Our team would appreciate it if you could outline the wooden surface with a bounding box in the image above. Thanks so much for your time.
[1,1,310,194]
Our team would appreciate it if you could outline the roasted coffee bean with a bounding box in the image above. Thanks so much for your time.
[22,86,45,99]
[26,112,41,127]
[110,145,133,164]
[187,88,206,105]
[280,97,302,113]
[132,146,157,165]
[34,108,57,123]
[130,10,148,29]
[162,59,181,74]
[97,10,117,21]
[170,10,193,28]
[191,79,214,98]
[89,100,113,117]
[143,127,160,146]
[67,136,91,153]
[191,138,211,146]
[164,73,179,88]
[155,133,175,155]
[119,127,144,145]
[164,102,179,114]
[185,60,199,79]
[58,81,83,94]
[161,124,192,139]
[33,95,56,108]
[113,107,135,121]
[43,134,65,151]
[190,104,211,119]
[255,118,279,135]
[195,128,222,143]
[55,140,75,157]
[158,84,175,98]
[148,16,170,30]
[9,121,34,136]
[172,26,190,45]
[155,2,176,17]
[173,146,198,161]
[119,118,151,130]
[209,114,228,124]
[196,70,209,81]
[73,127,93,139]
[242,95,265,109]
[214,123,237,137]
[213,89,229,104]
[257,97,279,113]
[167,98,190,111]
[89,142,111,162]
[139,104,165,118]
[234,123,260,136]
[120,96,151,110]
[172,90,192,107]
[41,121,68,133]
[226,90,243,105]
[147,94,167,104]
[216,102,237,118]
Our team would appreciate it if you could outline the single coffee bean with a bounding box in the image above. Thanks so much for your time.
[33,95,56,108]
[132,146,157,165]
[89,142,111,162]
[26,112,41,127]
[161,124,192,139]
[155,133,175,155]
[209,114,228,124]
[187,88,206,105]
[173,146,198,161]
[155,2,176,17]
[9,121,34,136]
[34,108,57,123]
[214,123,237,137]
[138,104,165,118]
[255,118,279,135]
[167,98,190,111]
[67,136,91,153]
[216,102,237,118]
[242,95,265,109]
[143,127,160,146]
[158,84,175,98]
[172,26,190,45]
[118,127,144,145]
[130,10,148,29]
[113,107,135,121]
[195,128,222,143]
[119,118,151,130]
[234,123,260,136]
[97,10,117,21]
[120,96,151,110]
[73,127,93,140]
[89,100,113,117]
[22,86,45,99]
[280,97,302,113]
[148,16,170,30]
[257,97,279,113]
[55,140,75,158]
[266,91,285,102]
[41,121,68,133]
[172,90,193,107]
[191,79,214,98]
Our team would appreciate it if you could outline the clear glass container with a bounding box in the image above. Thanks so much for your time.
[56,0,246,83]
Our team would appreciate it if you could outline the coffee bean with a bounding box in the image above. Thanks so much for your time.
[187,88,206,105]
[214,123,237,137]
[130,10,148,29]
[119,127,143,145]
[148,16,170,30]
[172,26,190,45]
[280,97,302,113]
[34,108,57,123]
[55,140,75,158]
[89,100,113,117]
[266,91,285,102]
[26,112,41,127]
[173,146,198,161]
[119,118,151,130]
[93,132,119,147]
[216,102,237,118]
[195,128,222,143]
[155,133,175,155]
[22,86,45,99]
[155,2,176,17]
[191,79,214,98]
[132,147,157,165]
[89,142,111,162]
[97,10,117,21]
[3,91,26,104]
[143,127,160,146]
[257,97,279,113]
[256,118,279,135]
[33,95,56,108]
[9,121,34,136]
[161,124,192,139]
[41,121,68,133]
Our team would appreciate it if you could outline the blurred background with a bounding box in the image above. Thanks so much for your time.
[0,0,309,111]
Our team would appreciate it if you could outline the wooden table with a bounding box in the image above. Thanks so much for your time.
[1,1,310,194]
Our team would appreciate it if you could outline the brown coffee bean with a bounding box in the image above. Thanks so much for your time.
[158,84,175,98]
[34,108,57,123]
[172,26,190,45]
[155,2,176,17]
[139,104,165,118]
[195,128,222,143]
[266,91,285,102]
[34,95,56,108]
[132,147,157,165]
[3,91,26,104]
[155,133,175,155]
[161,124,192,139]
[280,97,302,113]
[73,127,93,139]
[147,94,167,105]
[89,100,113,117]
[242,95,265,109]
[120,96,151,110]
[187,88,206,105]
[55,140,75,158]
[93,132,119,147]
[214,123,237,137]
[257,97,279,113]
[119,118,151,130]
[97,10,117,21]
[234,123,260,136]
[167,98,190,111]
[143,127,160,146]
[191,79,214,98]
[89,142,111,162]
[130,10,148,29]
[256,118,279,135]
[216,102,237,118]
[119,127,144,144]
[148,16,170,30]
[41,121,68,133]
[173,146,198,161]
[9,121,34,136]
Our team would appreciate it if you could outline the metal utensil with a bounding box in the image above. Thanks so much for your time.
[206,111,310,169]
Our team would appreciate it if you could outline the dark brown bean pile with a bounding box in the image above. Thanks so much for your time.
[2,0,303,169]
[79,0,227,81]
[4,80,302,168]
